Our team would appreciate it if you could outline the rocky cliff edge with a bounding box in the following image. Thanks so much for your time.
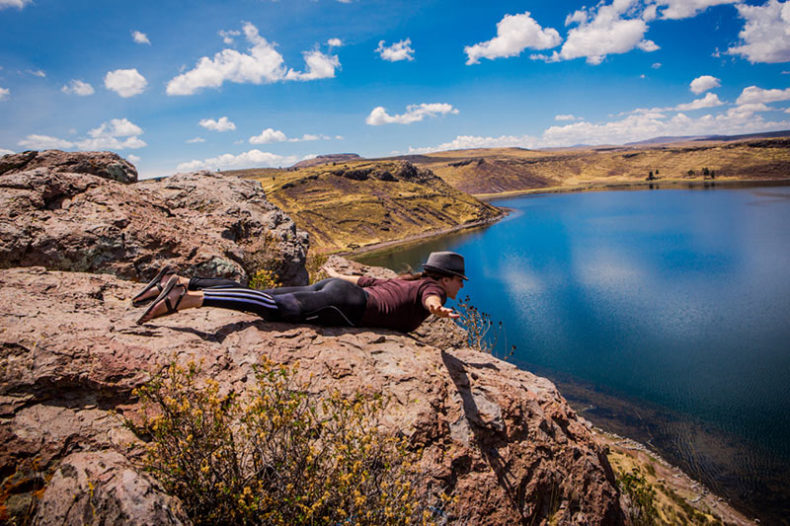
[0,151,624,525]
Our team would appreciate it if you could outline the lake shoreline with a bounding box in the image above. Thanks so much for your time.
[345,178,790,259]
[473,176,790,201]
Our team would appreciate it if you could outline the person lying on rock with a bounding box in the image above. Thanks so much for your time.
[133,251,465,332]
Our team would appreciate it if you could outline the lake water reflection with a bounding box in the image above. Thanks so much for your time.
[356,185,790,523]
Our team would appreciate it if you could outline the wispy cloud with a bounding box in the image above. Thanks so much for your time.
[675,92,723,110]
[167,22,339,95]
[654,0,737,20]
[61,79,95,96]
[376,39,415,62]
[366,102,459,125]
[176,149,300,172]
[26,69,46,78]
[0,0,32,10]
[187,137,206,144]
[17,118,147,151]
[219,29,241,45]
[0,87,9,100]
[466,12,561,65]
[105,68,147,97]
[199,116,236,132]
[555,114,581,121]
[132,30,150,45]
[249,128,332,144]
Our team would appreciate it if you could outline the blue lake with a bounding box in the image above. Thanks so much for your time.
[357,185,790,523]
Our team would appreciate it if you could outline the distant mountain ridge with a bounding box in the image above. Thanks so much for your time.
[291,153,362,168]
[625,129,790,146]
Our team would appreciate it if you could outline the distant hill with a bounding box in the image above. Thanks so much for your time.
[291,153,362,169]
[625,129,790,146]
[381,137,790,198]
[232,160,502,253]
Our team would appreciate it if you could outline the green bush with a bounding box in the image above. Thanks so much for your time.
[619,467,659,526]
[131,359,436,526]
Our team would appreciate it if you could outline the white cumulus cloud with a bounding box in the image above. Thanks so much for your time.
[675,92,724,110]
[536,0,658,65]
[0,148,14,156]
[285,50,340,81]
[167,22,339,95]
[199,116,236,132]
[132,30,151,45]
[18,135,75,149]
[61,79,95,96]
[327,38,343,47]
[78,118,146,150]
[465,12,561,65]
[728,0,790,63]
[690,75,721,93]
[176,149,299,172]
[104,68,147,97]
[366,103,459,125]
[376,39,415,62]
[407,134,538,154]
[0,87,9,100]
[653,0,737,20]
[736,85,790,104]
[127,154,141,163]
[250,128,287,144]
[0,0,32,8]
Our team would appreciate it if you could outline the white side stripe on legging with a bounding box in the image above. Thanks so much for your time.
[203,289,278,309]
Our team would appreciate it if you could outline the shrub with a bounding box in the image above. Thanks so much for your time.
[130,359,436,526]
[249,268,280,290]
[454,295,515,360]
[618,467,659,526]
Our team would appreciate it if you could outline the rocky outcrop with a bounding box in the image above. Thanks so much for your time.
[0,261,624,525]
[0,150,138,184]
[0,165,308,285]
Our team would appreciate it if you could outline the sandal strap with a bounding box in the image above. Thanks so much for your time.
[163,284,186,314]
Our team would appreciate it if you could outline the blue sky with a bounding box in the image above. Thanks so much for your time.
[1,0,789,178]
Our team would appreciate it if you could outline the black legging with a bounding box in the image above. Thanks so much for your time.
[192,277,368,327]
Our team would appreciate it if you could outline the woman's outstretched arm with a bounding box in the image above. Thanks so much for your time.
[424,295,459,319]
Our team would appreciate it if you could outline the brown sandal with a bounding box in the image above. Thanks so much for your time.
[131,265,175,306]
[136,276,186,325]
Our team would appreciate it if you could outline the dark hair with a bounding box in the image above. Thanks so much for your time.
[397,270,448,281]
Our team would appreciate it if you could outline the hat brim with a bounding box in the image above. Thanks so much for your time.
[423,265,468,280]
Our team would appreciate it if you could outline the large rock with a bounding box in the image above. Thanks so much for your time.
[0,265,624,525]
[0,166,308,285]
[0,150,137,184]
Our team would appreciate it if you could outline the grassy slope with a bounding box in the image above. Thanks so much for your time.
[399,138,790,197]
[226,160,502,253]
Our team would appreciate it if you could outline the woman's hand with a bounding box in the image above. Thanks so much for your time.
[424,295,459,319]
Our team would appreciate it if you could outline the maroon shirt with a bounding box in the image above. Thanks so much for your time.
[357,276,447,332]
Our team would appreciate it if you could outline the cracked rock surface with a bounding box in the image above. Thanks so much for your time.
[0,154,308,285]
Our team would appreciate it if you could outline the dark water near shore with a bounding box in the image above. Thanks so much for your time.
[357,185,790,524]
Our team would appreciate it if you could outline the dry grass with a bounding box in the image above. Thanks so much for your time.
[229,161,502,253]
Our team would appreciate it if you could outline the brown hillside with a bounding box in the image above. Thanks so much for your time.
[397,139,790,197]
[230,160,503,253]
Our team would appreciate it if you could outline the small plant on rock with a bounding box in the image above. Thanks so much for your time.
[130,359,437,526]
[249,268,280,290]
[454,295,516,360]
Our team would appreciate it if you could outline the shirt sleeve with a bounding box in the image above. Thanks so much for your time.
[356,276,383,288]
[420,282,446,306]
